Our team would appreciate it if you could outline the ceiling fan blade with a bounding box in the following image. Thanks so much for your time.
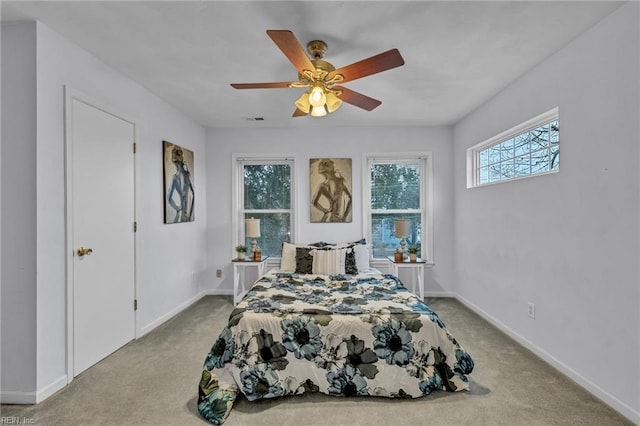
[266,30,316,76]
[334,86,382,111]
[328,49,405,84]
[292,108,308,117]
[231,82,293,89]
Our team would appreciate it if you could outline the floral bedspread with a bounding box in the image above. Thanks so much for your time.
[198,271,474,424]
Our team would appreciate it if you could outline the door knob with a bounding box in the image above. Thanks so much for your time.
[77,247,93,256]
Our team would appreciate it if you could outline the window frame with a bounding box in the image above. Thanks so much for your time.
[232,153,296,259]
[362,153,434,265]
[466,107,559,188]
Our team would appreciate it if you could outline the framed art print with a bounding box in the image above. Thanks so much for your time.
[309,158,352,223]
[163,140,195,224]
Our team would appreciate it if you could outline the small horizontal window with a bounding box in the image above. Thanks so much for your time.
[467,108,559,187]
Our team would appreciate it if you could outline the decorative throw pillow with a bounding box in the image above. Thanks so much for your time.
[295,247,314,274]
[311,247,346,275]
[308,241,335,248]
[354,243,371,273]
[345,248,357,274]
[280,242,298,272]
[283,240,368,274]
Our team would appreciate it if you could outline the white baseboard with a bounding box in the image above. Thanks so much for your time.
[138,291,208,337]
[203,288,233,296]
[2,375,68,405]
[424,291,456,298]
[138,288,235,337]
[1,390,36,404]
[36,375,67,403]
[455,294,640,425]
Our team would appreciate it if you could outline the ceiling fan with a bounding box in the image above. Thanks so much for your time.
[231,30,405,118]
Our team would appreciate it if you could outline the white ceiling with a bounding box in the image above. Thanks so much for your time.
[1,1,623,128]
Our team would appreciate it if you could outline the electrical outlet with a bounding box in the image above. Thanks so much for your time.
[216,269,222,278]
[528,302,535,319]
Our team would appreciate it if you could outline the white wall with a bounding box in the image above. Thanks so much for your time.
[1,21,208,402]
[2,4,637,422]
[1,21,38,400]
[452,3,639,422]
[205,126,454,295]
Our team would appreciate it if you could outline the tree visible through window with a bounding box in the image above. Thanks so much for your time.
[367,158,428,259]
[240,161,292,257]
[469,108,559,187]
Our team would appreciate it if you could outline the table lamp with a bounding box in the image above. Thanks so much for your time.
[245,218,261,260]
[394,219,410,258]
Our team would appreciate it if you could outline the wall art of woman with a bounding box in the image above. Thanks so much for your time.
[310,158,352,223]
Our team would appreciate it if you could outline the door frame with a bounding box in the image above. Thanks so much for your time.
[63,86,138,383]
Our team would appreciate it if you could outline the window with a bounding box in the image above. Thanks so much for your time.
[364,154,433,262]
[467,107,559,187]
[233,155,295,257]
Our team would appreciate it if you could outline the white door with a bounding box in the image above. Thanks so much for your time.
[70,97,136,376]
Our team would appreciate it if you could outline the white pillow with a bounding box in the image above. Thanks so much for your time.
[354,244,372,273]
[311,248,346,275]
[279,242,298,272]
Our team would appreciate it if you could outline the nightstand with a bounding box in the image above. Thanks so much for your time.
[232,256,269,305]
[387,256,426,300]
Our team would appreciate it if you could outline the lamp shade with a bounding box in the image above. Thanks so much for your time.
[325,91,343,113]
[245,218,261,238]
[394,219,410,238]
[309,86,326,107]
[295,92,311,114]
[310,105,327,117]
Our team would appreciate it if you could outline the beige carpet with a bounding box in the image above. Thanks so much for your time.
[1,296,633,425]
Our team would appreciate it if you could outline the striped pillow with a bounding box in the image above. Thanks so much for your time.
[311,248,347,275]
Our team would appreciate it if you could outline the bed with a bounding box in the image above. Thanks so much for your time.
[197,242,474,424]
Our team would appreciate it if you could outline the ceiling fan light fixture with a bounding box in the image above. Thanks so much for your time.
[310,105,327,117]
[309,86,327,108]
[295,92,311,113]
[231,31,405,118]
[325,91,342,113]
